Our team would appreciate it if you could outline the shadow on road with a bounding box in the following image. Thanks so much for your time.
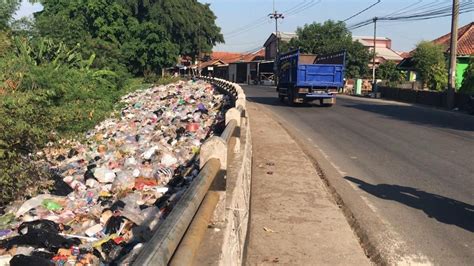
[344,176,474,232]
[342,102,474,132]
[246,96,328,108]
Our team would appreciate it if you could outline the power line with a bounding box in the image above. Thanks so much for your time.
[223,0,311,38]
[348,1,473,30]
[383,0,424,17]
[285,0,321,17]
[224,0,322,40]
[343,0,381,22]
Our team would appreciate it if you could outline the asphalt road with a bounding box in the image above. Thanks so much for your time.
[243,85,474,265]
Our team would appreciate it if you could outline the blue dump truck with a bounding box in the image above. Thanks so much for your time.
[277,50,346,106]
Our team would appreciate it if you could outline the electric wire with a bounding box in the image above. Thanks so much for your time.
[223,0,310,37]
[343,0,381,22]
[224,0,322,40]
[348,1,473,30]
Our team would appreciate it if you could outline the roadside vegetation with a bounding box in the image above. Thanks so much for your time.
[376,60,405,86]
[412,41,448,91]
[0,0,223,205]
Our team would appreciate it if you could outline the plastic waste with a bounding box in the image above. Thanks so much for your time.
[42,199,62,211]
[18,220,63,235]
[0,229,81,252]
[104,216,123,234]
[161,154,178,167]
[0,80,229,264]
[112,172,135,191]
[13,246,35,256]
[93,167,116,183]
[0,255,12,265]
[85,224,103,237]
[10,254,54,266]
[16,195,64,217]
[49,174,74,196]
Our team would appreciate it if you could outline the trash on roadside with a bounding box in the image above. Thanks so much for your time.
[0,80,229,264]
[263,227,276,233]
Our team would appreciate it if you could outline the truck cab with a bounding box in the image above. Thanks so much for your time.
[277,50,346,106]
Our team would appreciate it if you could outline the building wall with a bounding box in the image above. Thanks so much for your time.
[265,40,277,60]
[456,57,470,89]
[229,64,237,82]
[359,38,391,48]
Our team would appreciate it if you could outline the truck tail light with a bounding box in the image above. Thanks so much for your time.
[298,88,309,93]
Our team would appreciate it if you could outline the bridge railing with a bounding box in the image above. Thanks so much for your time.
[127,76,250,266]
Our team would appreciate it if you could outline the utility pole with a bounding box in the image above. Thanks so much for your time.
[447,0,459,109]
[269,3,284,86]
[269,10,284,57]
[372,17,378,93]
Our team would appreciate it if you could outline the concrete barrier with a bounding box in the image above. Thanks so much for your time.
[194,76,252,266]
[125,76,251,266]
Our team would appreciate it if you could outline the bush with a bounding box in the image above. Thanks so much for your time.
[144,71,180,85]
[0,37,133,205]
[413,41,448,91]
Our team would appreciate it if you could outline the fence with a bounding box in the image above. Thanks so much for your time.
[124,77,250,265]
[379,86,472,112]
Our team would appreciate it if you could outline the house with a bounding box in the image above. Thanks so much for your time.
[263,32,297,60]
[262,32,403,66]
[199,49,265,83]
[352,36,403,67]
[398,22,473,88]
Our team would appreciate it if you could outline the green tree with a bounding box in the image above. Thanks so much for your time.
[459,57,474,94]
[287,20,370,78]
[377,60,404,83]
[412,41,448,91]
[0,0,20,30]
[34,0,223,75]
[121,0,224,60]
[122,21,179,75]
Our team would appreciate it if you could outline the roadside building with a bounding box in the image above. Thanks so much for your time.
[199,49,265,83]
[352,36,403,68]
[398,22,473,88]
[263,32,297,60]
[262,32,403,66]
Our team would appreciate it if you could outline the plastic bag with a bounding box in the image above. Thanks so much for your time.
[16,195,64,217]
[18,220,62,235]
[9,254,54,266]
[0,229,81,252]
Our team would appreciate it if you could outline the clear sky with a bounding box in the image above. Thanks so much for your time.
[15,0,473,53]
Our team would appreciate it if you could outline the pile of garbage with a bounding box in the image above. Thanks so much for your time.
[0,80,228,265]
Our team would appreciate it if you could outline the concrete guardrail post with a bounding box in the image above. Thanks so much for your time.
[200,136,228,171]
[225,108,242,127]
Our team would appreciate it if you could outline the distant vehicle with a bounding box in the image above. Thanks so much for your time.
[276,50,346,106]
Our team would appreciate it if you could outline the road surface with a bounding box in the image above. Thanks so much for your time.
[243,85,474,265]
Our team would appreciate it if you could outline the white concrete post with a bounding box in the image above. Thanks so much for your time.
[225,108,241,127]
[200,136,227,170]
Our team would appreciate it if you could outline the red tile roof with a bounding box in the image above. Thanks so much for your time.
[432,22,473,56]
[208,48,265,64]
[399,52,411,59]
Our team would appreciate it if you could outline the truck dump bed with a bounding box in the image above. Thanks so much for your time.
[278,50,345,89]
